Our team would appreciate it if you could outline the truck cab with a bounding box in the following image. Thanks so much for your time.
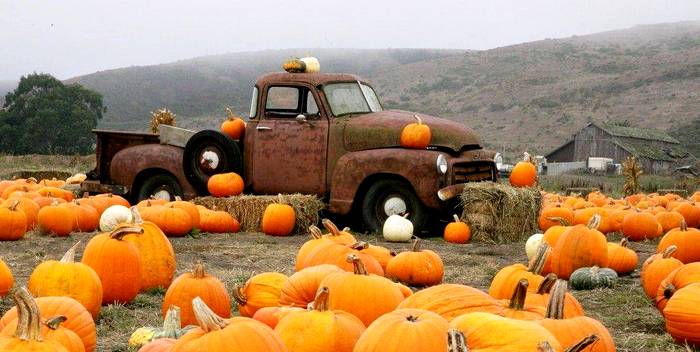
[84,71,499,232]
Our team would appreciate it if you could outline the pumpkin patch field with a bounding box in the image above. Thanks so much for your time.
[0,157,698,351]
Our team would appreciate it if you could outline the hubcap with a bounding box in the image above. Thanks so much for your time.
[199,149,221,173]
[152,189,172,201]
[383,196,407,216]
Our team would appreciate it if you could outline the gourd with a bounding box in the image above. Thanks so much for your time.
[98,205,132,232]
[128,306,195,349]
[569,266,618,290]
[282,58,306,73]
[400,115,431,149]
[382,213,413,242]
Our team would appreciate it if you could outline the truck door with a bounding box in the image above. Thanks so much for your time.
[248,84,329,195]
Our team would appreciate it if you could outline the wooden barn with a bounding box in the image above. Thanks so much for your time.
[546,122,694,174]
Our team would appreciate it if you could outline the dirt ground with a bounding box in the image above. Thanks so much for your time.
[0,229,692,352]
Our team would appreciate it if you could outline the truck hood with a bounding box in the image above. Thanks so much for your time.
[341,110,482,152]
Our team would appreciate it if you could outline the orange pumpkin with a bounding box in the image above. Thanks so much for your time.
[523,274,585,318]
[251,306,304,329]
[0,258,14,298]
[142,205,193,237]
[673,202,700,228]
[657,220,700,264]
[207,172,244,197]
[221,109,246,140]
[397,283,503,321]
[37,201,73,237]
[1,197,39,229]
[138,339,176,352]
[321,219,357,244]
[0,288,70,352]
[233,272,288,318]
[168,197,200,228]
[655,211,685,234]
[198,207,240,233]
[385,239,444,287]
[297,240,384,276]
[450,312,562,351]
[124,209,176,291]
[622,210,660,241]
[400,114,431,149]
[606,238,638,275]
[162,263,231,327]
[640,245,683,298]
[64,200,99,233]
[654,263,700,312]
[550,215,608,279]
[489,243,547,299]
[261,199,296,236]
[444,214,471,243]
[509,157,537,188]
[0,200,28,240]
[538,205,574,232]
[663,283,700,346]
[353,308,448,351]
[279,264,344,308]
[495,279,545,320]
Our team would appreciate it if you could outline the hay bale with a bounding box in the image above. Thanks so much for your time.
[460,182,541,243]
[192,194,325,234]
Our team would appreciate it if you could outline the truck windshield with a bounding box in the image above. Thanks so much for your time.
[323,82,383,117]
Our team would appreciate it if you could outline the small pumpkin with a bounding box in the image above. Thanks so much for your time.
[489,243,548,299]
[509,152,537,188]
[606,238,638,275]
[0,200,27,240]
[382,213,413,242]
[128,306,195,349]
[282,58,306,73]
[221,108,246,140]
[279,264,344,308]
[233,272,288,318]
[400,114,431,149]
[640,245,683,298]
[0,288,69,352]
[385,238,444,287]
[141,204,193,237]
[655,211,685,234]
[207,172,244,198]
[673,202,700,228]
[569,266,618,290]
[261,196,296,236]
[37,201,73,237]
[161,263,231,327]
[444,214,470,244]
[1,196,39,230]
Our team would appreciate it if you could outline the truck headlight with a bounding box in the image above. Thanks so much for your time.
[494,153,504,169]
[436,154,448,175]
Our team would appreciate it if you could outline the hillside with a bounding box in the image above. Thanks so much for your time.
[68,21,700,157]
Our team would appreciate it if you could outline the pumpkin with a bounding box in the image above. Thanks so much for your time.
[28,242,103,319]
[385,238,444,287]
[655,211,685,234]
[400,114,431,149]
[0,258,13,297]
[141,205,193,237]
[36,201,73,237]
[321,219,356,244]
[168,197,200,229]
[663,283,700,346]
[524,274,585,318]
[509,153,537,187]
[37,187,73,202]
[526,233,545,261]
[282,58,306,73]
[537,280,616,352]
[0,200,28,240]
[496,279,545,320]
[319,254,404,326]
[640,245,683,298]
[198,208,239,233]
[207,172,244,198]
[296,240,384,275]
[550,215,608,279]
[606,238,638,275]
[66,174,87,185]
[233,272,288,318]
[397,283,503,321]
[123,208,176,291]
[170,298,287,352]
[353,308,448,351]
[279,264,344,307]
[382,213,413,242]
[137,339,176,352]
[450,312,562,351]
[673,202,700,228]
[542,218,571,247]
[162,263,231,327]
[300,57,321,73]
[569,266,618,290]
[81,226,142,305]
[294,226,333,271]
[657,220,700,264]
[93,193,130,208]
[1,315,85,352]
[275,287,366,352]
[252,306,304,329]
[221,108,246,140]
[1,196,39,229]
[444,214,471,244]
[359,244,395,271]
[539,206,574,232]
[34,196,66,209]
[489,243,548,299]
[0,295,96,352]
[64,201,99,233]
[261,197,296,236]
[98,205,132,232]
[128,306,195,349]
[654,263,700,311]
[622,211,659,241]
[0,288,69,352]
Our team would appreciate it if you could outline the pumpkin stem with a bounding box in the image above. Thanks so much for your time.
[309,225,323,240]
[174,196,183,201]
[547,217,570,227]
[162,306,183,332]
[544,279,567,320]
[537,274,558,294]
[537,342,555,352]
[452,214,461,223]
[350,242,370,250]
[60,242,81,263]
[312,287,330,312]
[110,226,144,240]
[413,114,423,125]
[130,207,144,225]
[232,286,247,306]
[192,263,206,279]
[411,238,422,252]
[586,214,601,230]
[346,254,368,275]
[7,200,20,211]
[322,219,342,237]
[12,287,43,342]
[27,177,38,184]
[680,220,688,232]
[508,279,529,310]
[44,315,67,331]
[192,297,229,333]
[662,245,678,259]
[564,335,599,352]
[402,213,410,219]
[447,329,468,352]
[277,193,284,204]
[528,243,549,274]
[619,238,629,248]
[663,284,676,300]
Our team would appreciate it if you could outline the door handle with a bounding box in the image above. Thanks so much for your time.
[256,126,272,131]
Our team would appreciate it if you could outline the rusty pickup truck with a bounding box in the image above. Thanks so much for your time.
[83,71,500,232]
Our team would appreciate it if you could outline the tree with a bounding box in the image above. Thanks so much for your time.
[0,73,104,154]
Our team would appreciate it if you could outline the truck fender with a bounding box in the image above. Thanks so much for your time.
[110,144,197,199]
[328,149,443,214]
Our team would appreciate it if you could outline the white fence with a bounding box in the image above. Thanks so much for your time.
[546,161,586,176]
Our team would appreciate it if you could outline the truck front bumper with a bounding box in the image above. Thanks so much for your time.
[81,180,129,196]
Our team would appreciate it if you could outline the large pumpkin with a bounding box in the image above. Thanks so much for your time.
[550,215,608,279]
[170,298,287,352]
[353,308,449,351]
[450,312,562,351]
[28,242,103,319]
[524,274,585,318]
[0,315,85,352]
[296,240,384,276]
[0,200,28,240]
[233,272,288,318]
[496,279,545,320]
[673,202,700,228]
[606,238,638,275]
[663,283,700,346]
[640,245,683,298]
[320,219,356,244]
[124,208,176,291]
[162,263,231,327]
[397,283,503,321]
[539,205,574,232]
[622,211,660,241]
[657,220,700,264]
[261,198,296,236]
[319,254,404,326]
[489,243,548,299]
[400,114,431,149]
[0,288,69,352]
[385,239,444,287]
[655,263,700,311]
[81,226,142,305]
[279,264,344,307]
[207,172,244,198]
[274,287,365,352]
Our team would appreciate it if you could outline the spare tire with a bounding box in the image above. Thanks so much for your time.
[183,130,243,195]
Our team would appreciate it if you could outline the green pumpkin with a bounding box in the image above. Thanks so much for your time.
[569,266,618,290]
[128,305,195,350]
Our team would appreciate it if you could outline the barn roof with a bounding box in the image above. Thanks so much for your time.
[594,122,680,144]
[613,139,689,162]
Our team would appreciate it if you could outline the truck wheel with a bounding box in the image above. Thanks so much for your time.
[361,179,427,235]
[136,173,183,202]
[183,130,243,195]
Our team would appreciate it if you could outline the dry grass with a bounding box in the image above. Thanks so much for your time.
[0,230,691,351]
[0,154,94,179]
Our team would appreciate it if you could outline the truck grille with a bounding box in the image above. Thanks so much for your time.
[451,161,496,184]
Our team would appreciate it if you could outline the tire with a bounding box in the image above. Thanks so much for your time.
[183,130,243,194]
[136,173,183,202]
[361,178,427,235]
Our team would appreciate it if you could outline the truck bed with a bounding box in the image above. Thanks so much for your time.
[90,129,159,184]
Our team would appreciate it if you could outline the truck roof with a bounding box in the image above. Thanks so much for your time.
[256,72,365,87]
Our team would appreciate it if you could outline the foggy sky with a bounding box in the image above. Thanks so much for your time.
[1,0,699,81]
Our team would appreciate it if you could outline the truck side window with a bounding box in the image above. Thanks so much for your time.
[265,86,320,119]
[305,91,319,116]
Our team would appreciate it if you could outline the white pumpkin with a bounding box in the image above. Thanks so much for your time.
[99,205,133,232]
[383,214,413,242]
[300,57,320,73]
[525,233,544,261]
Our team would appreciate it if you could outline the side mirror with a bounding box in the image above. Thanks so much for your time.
[295,114,307,122]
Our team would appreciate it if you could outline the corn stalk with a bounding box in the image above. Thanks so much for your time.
[622,156,642,196]
[150,108,176,133]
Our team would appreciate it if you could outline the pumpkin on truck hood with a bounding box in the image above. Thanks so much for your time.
[341,110,482,153]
